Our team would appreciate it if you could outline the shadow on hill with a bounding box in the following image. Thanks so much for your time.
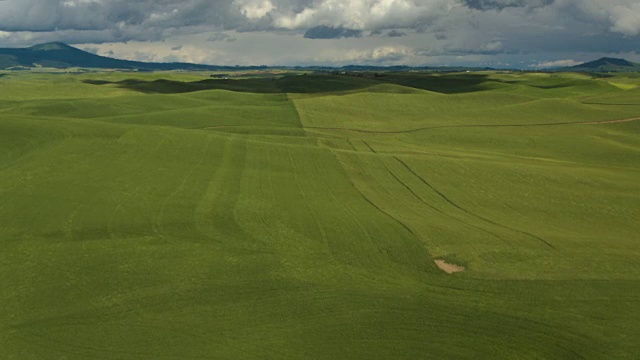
[83,73,497,95]
[378,73,494,94]
[527,84,573,89]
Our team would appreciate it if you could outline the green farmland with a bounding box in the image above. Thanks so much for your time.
[1,70,639,359]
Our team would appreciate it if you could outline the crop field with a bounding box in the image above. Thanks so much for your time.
[1,70,639,359]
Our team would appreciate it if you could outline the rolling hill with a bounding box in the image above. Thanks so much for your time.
[0,68,639,359]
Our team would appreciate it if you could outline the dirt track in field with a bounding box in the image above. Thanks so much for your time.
[303,116,640,135]
[435,260,465,274]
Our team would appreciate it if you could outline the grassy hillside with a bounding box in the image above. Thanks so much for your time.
[1,70,639,359]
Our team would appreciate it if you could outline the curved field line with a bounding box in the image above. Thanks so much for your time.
[304,116,640,135]
[580,102,640,106]
[155,138,212,237]
[285,147,329,246]
[358,193,418,237]
[334,154,419,238]
[309,151,380,257]
[381,160,512,245]
[361,140,377,154]
[393,156,556,250]
[581,117,640,124]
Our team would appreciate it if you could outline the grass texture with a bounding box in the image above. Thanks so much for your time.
[1,70,639,359]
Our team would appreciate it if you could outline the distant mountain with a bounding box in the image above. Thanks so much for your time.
[566,57,640,72]
[0,42,497,72]
[0,42,267,71]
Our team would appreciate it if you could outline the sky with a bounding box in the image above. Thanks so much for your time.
[0,0,639,68]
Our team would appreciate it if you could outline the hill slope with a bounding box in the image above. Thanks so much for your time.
[0,71,639,358]
[568,57,640,72]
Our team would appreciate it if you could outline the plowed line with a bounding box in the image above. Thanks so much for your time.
[305,116,640,134]
[393,156,556,250]
[382,163,511,245]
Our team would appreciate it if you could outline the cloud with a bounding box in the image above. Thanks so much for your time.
[435,32,448,40]
[386,30,407,37]
[81,46,99,54]
[235,0,276,20]
[84,41,228,65]
[531,59,581,68]
[461,0,554,11]
[324,46,422,64]
[207,32,238,42]
[273,0,453,31]
[0,0,638,43]
[304,26,362,39]
[367,46,415,61]
[609,3,640,36]
[0,0,640,67]
[423,39,508,55]
[553,0,640,36]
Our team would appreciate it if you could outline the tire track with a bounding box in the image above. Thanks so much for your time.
[155,138,212,237]
[359,193,418,237]
[346,139,358,152]
[580,102,640,106]
[335,148,418,238]
[381,160,512,245]
[308,151,382,262]
[361,140,377,153]
[304,115,640,135]
[393,156,556,250]
[286,147,329,247]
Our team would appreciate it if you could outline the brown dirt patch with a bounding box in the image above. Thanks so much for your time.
[435,259,465,274]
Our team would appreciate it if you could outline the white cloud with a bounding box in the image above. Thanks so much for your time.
[273,0,455,30]
[62,0,100,8]
[82,41,227,65]
[307,45,422,65]
[235,0,276,20]
[609,3,640,36]
[531,59,581,68]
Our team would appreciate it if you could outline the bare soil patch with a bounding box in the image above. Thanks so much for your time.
[435,259,465,274]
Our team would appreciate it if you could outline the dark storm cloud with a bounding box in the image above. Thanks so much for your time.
[207,32,237,42]
[0,0,237,34]
[1,0,638,39]
[303,26,362,39]
[461,0,554,11]
[435,32,448,40]
[0,0,639,66]
[386,30,407,37]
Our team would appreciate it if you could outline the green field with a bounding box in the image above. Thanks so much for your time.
[1,70,639,359]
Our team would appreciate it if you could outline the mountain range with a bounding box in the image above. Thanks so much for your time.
[0,42,266,71]
[1,42,639,72]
